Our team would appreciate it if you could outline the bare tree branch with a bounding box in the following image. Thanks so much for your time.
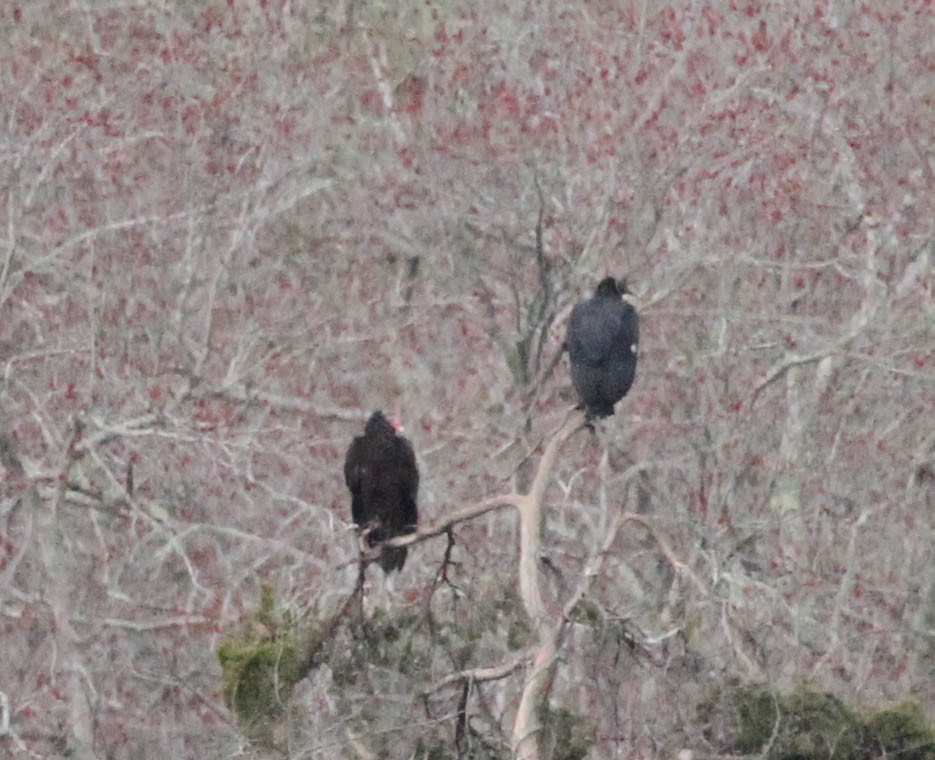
[512,484,708,758]
[515,409,585,621]
[359,492,524,564]
[38,419,94,757]
[430,652,530,691]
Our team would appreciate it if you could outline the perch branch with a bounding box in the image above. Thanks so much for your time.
[358,493,524,566]
[347,493,524,571]
[512,490,707,758]
[512,497,630,759]
[515,409,585,621]
[430,651,530,691]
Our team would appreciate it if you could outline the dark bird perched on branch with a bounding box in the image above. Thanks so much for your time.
[344,411,419,573]
[566,277,639,420]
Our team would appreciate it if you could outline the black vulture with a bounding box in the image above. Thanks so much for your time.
[566,277,639,420]
[344,411,419,573]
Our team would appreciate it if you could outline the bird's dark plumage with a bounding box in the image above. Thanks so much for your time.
[344,411,419,573]
[566,277,639,420]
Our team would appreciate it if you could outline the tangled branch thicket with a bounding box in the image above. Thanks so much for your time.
[3,1,935,758]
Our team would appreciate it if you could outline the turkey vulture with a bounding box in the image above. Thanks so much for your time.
[566,277,639,420]
[344,411,419,573]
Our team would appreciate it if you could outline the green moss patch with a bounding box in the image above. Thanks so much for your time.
[699,683,935,759]
[217,586,324,742]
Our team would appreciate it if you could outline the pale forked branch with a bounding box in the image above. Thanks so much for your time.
[430,651,530,691]
[512,491,709,758]
[511,498,630,760]
[515,409,585,621]
[377,408,585,618]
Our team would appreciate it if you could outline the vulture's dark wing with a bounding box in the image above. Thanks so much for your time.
[395,435,419,529]
[343,436,368,526]
[617,301,639,358]
[568,298,625,367]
